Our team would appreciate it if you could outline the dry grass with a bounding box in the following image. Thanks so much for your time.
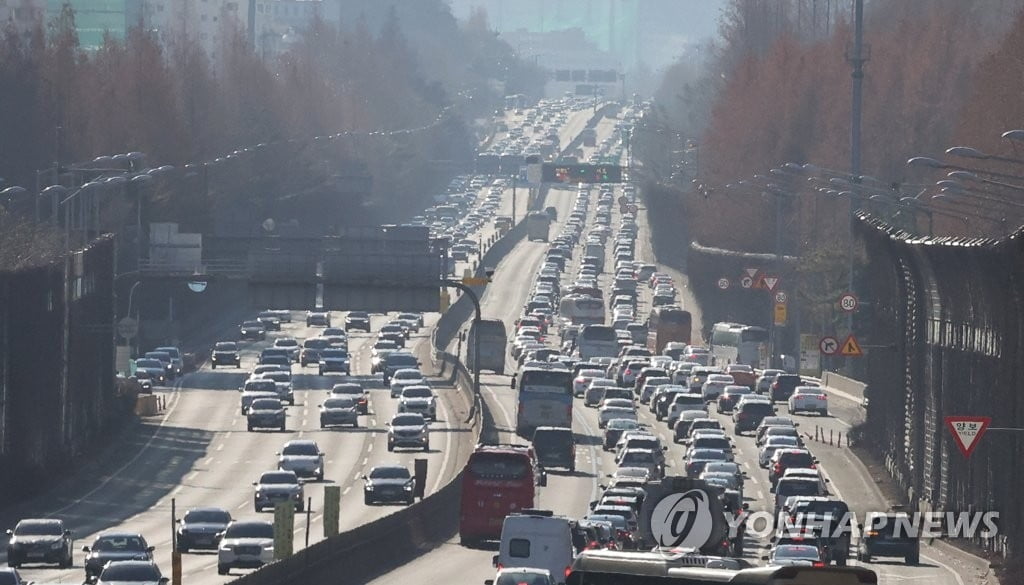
[0,218,66,271]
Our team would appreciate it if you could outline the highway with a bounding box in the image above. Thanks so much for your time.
[370,108,970,585]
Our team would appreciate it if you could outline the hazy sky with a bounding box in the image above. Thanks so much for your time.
[447,0,727,69]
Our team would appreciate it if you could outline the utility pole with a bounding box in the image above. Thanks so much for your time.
[511,173,517,225]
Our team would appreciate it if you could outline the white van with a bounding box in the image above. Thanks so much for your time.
[495,511,574,585]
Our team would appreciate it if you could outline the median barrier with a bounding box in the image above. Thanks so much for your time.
[821,371,867,404]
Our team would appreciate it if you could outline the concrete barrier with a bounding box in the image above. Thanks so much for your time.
[821,371,868,405]
[134,394,160,416]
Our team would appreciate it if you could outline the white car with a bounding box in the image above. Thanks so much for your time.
[389,368,426,398]
[598,405,637,428]
[788,386,828,415]
[216,521,274,575]
[766,544,822,567]
[398,385,437,420]
[277,440,325,481]
[758,436,802,468]
[701,374,734,402]
[387,413,430,451]
[584,378,617,407]
[574,369,605,397]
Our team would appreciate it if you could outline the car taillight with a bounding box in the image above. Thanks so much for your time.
[809,463,817,469]
[588,540,599,549]
[495,563,503,570]
[867,530,879,537]
[564,567,572,578]
[818,394,826,400]
[774,463,782,474]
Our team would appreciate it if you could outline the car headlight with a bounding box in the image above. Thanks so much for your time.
[262,545,274,551]
[256,491,263,498]
[404,484,414,491]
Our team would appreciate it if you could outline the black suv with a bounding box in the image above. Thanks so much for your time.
[769,374,804,401]
[733,400,776,434]
[345,311,371,332]
[858,513,920,564]
[532,427,575,472]
[786,498,853,565]
[210,341,241,369]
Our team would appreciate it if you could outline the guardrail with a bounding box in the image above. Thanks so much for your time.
[137,258,249,277]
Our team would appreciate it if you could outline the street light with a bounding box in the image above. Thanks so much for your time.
[907,156,1024,182]
[946,170,1024,192]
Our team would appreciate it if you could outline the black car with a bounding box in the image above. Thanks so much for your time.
[210,341,241,369]
[382,352,420,384]
[6,518,73,568]
[733,400,776,434]
[770,374,805,401]
[345,311,371,332]
[363,465,415,505]
[83,533,153,582]
[247,398,286,432]
[176,507,232,553]
[858,513,920,564]
[256,312,282,331]
[533,426,576,472]
[787,498,853,565]
[239,320,266,340]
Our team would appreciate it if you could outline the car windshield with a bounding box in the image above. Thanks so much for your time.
[98,564,161,581]
[392,414,424,426]
[324,398,355,409]
[321,349,348,358]
[262,372,290,382]
[15,521,62,535]
[92,535,147,552]
[250,399,282,410]
[496,573,552,585]
[607,419,640,430]
[260,472,296,485]
[214,342,237,351]
[389,355,418,366]
[395,370,422,380]
[242,321,262,328]
[275,339,298,347]
[183,510,230,524]
[690,449,728,461]
[282,443,319,456]
[135,359,162,369]
[775,545,821,559]
[224,523,273,539]
[402,387,432,398]
[370,467,411,480]
[245,381,277,392]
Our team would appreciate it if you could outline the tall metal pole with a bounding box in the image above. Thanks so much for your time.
[511,173,517,225]
[846,0,867,343]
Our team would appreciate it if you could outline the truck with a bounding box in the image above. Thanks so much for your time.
[467,318,507,374]
[526,211,550,242]
[581,127,597,147]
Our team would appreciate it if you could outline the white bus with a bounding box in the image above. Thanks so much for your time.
[709,322,769,368]
[576,325,620,361]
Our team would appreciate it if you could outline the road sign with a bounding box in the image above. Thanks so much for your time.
[773,303,787,326]
[740,276,754,289]
[800,334,821,376]
[717,278,730,290]
[117,317,138,340]
[819,336,839,355]
[627,204,639,214]
[839,293,859,313]
[839,334,864,357]
[944,416,991,458]
[743,268,759,279]
[762,276,780,292]
[774,291,788,304]
[541,163,624,184]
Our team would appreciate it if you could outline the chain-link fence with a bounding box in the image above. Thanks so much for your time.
[0,236,127,499]
[856,212,1023,558]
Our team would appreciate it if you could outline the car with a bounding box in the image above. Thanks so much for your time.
[770,374,806,401]
[175,508,231,553]
[5,518,73,568]
[532,426,576,472]
[717,385,753,413]
[272,338,300,362]
[133,358,167,385]
[306,311,331,327]
[789,386,829,415]
[759,436,802,468]
[683,448,729,478]
[327,382,368,413]
[485,567,554,585]
[389,367,426,398]
[700,374,734,402]
[210,341,241,369]
[766,544,823,567]
[299,338,329,366]
[362,464,416,505]
[252,470,304,512]
[382,352,420,384]
[94,560,167,585]
[574,369,606,397]
[345,311,371,332]
[617,449,663,480]
[154,346,184,376]
[387,413,430,451]
[143,351,176,380]
[255,370,294,404]
[132,370,154,393]
[239,320,266,340]
[769,449,817,486]
[83,533,154,582]
[398,386,437,420]
[756,369,786,394]
[672,410,709,443]
[318,348,351,376]
[0,568,27,585]
[246,398,286,432]
[397,312,424,330]
[319,397,360,428]
[257,311,282,331]
[277,440,325,481]
[755,416,800,445]
[216,520,274,575]
[733,397,777,434]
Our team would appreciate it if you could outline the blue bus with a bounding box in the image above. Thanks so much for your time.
[512,364,574,437]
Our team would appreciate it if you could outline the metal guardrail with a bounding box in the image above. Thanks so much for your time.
[137,258,249,277]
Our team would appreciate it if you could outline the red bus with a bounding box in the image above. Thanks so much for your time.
[459,444,543,546]
[647,306,692,354]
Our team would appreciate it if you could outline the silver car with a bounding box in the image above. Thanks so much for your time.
[397,385,437,420]
[276,440,324,481]
[252,470,304,512]
[320,397,360,429]
[216,521,273,575]
[387,413,429,451]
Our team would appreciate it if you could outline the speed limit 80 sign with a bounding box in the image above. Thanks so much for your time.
[839,293,858,313]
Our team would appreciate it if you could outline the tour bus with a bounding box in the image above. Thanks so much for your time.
[467,318,507,374]
[709,322,769,368]
[527,211,551,242]
[576,324,620,360]
[558,295,605,326]
[647,306,693,354]
[459,443,543,546]
[512,363,574,436]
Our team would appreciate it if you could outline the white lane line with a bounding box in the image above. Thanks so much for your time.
[367,443,373,452]
[46,377,184,517]
[235,501,248,510]
[172,486,183,495]
[203,457,214,465]
[216,444,225,451]
[343,486,351,495]
[353,472,361,480]
[361,457,368,465]
[231,418,238,426]
[186,471,199,481]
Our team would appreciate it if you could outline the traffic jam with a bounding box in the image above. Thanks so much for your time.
[469,116,903,584]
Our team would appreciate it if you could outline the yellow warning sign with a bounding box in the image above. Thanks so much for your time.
[840,334,864,357]
[773,303,787,326]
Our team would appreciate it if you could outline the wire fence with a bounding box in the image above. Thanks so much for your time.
[0,236,129,500]
[855,212,1023,559]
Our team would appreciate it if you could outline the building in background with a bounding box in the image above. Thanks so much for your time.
[141,0,248,60]
[43,0,145,49]
[254,0,338,59]
[0,0,44,33]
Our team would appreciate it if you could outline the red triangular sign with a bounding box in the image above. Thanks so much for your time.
[944,416,991,458]
[762,276,779,292]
